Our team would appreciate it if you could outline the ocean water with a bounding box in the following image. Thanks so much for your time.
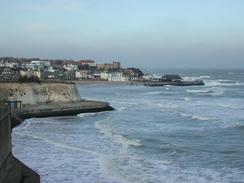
[12,69,244,183]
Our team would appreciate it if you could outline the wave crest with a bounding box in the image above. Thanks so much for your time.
[95,120,142,147]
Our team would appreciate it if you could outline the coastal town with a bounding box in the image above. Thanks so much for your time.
[0,57,150,82]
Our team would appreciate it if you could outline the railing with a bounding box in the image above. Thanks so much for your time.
[0,101,22,110]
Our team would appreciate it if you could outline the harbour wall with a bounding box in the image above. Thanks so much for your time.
[0,82,81,105]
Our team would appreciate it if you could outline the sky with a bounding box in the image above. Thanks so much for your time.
[0,0,244,68]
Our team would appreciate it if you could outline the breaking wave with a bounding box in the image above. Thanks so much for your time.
[14,131,103,156]
[78,112,108,118]
[187,89,213,94]
[205,80,243,87]
[217,103,244,109]
[186,88,224,96]
[95,119,142,147]
[179,113,214,121]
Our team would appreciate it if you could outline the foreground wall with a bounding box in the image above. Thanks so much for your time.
[0,106,40,183]
[0,82,81,105]
[0,106,11,169]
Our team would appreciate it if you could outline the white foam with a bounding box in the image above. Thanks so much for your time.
[217,103,244,109]
[95,120,142,147]
[78,112,107,118]
[191,115,213,121]
[145,91,162,95]
[205,80,243,87]
[183,97,191,101]
[186,89,213,94]
[200,76,211,79]
[186,88,224,96]
[14,131,103,156]
[179,113,214,121]
[217,79,232,82]
[17,119,33,130]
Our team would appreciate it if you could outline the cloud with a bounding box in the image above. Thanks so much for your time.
[16,0,82,12]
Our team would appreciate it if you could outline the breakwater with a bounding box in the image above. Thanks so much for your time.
[14,101,113,126]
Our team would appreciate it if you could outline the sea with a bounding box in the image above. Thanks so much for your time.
[12,69,244,183]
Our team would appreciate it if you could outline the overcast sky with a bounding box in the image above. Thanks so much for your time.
[0,0,243,68]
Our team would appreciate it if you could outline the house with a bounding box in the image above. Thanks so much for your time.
[0,67,19,81]
[75,70,89,80]
[122,68,144,81]
[23,60,50,71]
[100,72,109,80]
[143,74,154,81]
[63,64,78,71]
[160,74,182,82]
[20,70,41,81]
[96,61,121,71]
[108,71,128,82]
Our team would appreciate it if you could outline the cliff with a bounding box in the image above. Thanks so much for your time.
[0,82,81,105]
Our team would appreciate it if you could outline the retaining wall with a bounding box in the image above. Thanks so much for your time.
[0,106,11,169]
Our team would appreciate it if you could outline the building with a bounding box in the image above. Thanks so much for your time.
[112,62,121,70]
[24,60,50,71]
[122,68,144,81]
[143,74,154,81]
[63,64,78,71]
[108,71,128,82]
[20,70,41,81]
[0,67,20,81]
[100,72,109,80]
[75,70,89,80]
[79,60,96,67]
[96,61,121,71]
[160,74,182,82]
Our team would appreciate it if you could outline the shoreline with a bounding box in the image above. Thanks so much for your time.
[73,80,144,85]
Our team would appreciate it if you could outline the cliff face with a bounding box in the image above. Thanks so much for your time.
[0,82,81,105]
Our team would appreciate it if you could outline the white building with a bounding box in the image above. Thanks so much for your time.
[143,74,154,81]
[25,60,50,71]
[100,72,109,80]
[108,71,128,82]
[63,64,78,71]
[75,70,88,80]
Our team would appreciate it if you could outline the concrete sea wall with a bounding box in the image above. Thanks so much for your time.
[0,106,11,169]
[0,82,81,105]
[0,106,40,183]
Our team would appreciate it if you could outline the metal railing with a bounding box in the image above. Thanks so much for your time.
[0,101,22,110]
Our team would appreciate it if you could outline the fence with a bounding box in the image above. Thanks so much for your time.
[0,101,22,110]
